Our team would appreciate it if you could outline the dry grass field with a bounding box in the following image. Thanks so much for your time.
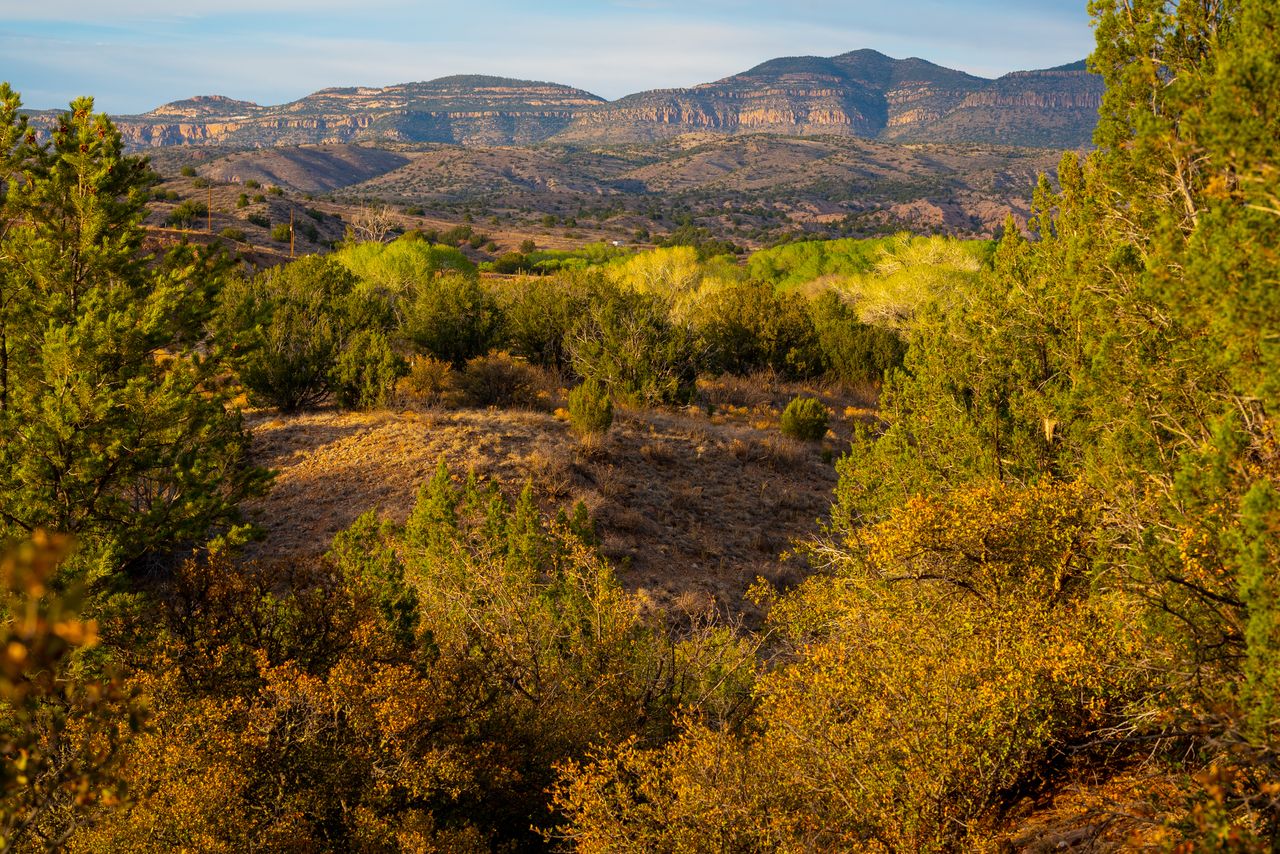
[241,375,876,620]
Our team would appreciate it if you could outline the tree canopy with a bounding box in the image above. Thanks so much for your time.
[0,91,265,576]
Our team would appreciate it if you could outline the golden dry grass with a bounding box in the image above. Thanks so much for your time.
[242,377,873,619]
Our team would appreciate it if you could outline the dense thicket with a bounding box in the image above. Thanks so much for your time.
[57,466,751,851]
[216,236,912,416]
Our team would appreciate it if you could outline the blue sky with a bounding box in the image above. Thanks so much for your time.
[1,1,1094,114]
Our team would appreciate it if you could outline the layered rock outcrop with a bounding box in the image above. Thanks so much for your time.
[74,54,1102,150]
[561,52,1102,148]
[107,76,603,148]
[882,62,1103,148]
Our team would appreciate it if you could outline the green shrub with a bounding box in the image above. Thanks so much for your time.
[694,280,823,379]
[441,224,473,245]
[457,351,544,408]
[267,185,284,197]
[236,298,339,411]
[247,213,269,228]
[331,329,405,410]
[656,223,741,257]
[216,256,393,411]
[219,227,246,242]
[492,252,528,274]
[779,396,828,442]
[179,165,196,177]
[809,291,906,385]
[192,177,210,189]
[270,223,291,243]
[569,281,699,406]
[402,273,501,368]
[236,193,249,208]
[166,199,208,229]
[243,179,260,188]
[497,271,592,373]
[568,381,613,436]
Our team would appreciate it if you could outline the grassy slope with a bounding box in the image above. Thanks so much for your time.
[241,376,874,620]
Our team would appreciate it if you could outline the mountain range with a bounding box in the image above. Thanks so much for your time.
[81,49,1100,151]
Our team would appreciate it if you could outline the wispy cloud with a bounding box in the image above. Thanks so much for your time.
[1,0,417,20]
[1,0,1094,113]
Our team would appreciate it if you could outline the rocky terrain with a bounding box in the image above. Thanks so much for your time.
[110,76,605,148]
[39,50,1101,151]
[554,50,1100,147]
[883,61,1103,148]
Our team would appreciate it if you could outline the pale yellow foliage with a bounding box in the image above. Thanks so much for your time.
[839,234,984,330]
[606,246,743,319]
[608,245,702,296]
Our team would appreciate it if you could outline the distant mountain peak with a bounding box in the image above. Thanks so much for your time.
[107,49,1101,150]
[420,74,599,92]
[833,48,894,61]
[733,54,847,78]
[144,94,260,118]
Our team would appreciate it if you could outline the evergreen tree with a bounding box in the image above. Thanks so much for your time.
[0,93,265,575]
[0,84,35,414]
[835,0,1280,836]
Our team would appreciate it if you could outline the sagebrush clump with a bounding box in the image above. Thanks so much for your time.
[457,351,546,408]
[397,355,458,408]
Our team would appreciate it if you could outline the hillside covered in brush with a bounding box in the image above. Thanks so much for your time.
[1,0,1278,850]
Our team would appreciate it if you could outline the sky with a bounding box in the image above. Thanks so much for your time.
[0,1,1095,114]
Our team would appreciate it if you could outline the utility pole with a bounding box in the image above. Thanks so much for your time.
[290,208,295,258]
